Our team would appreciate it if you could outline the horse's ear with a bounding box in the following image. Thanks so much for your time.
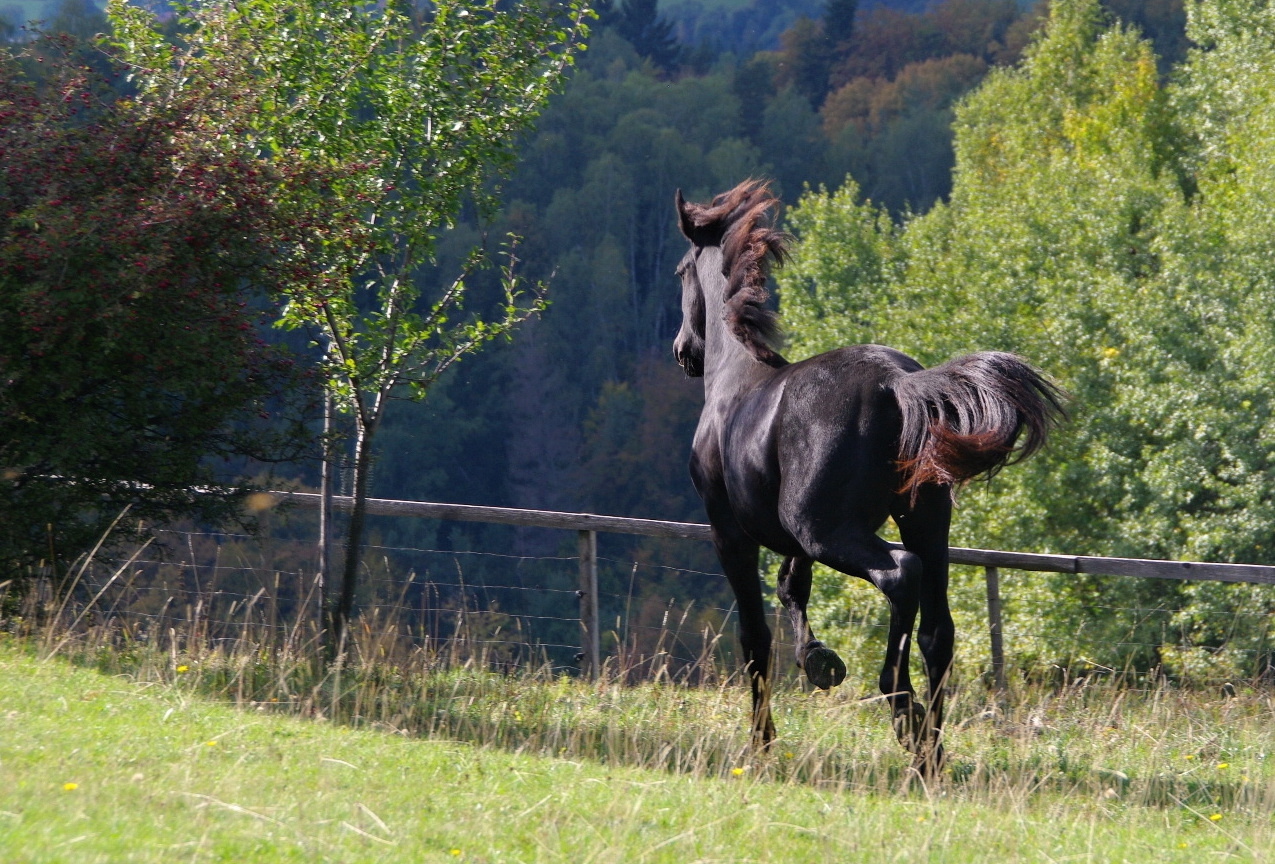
[675,188,697,239]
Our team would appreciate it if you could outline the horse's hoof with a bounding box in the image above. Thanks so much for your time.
[803,646,847,690]
[892,702,929,750]
[752,717,776,750]
[911,741,947,778]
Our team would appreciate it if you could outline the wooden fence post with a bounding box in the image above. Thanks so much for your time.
[578,529,600,680]
[984,565,1007,694]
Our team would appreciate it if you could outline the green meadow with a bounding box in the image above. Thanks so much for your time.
[2,637,1274,862]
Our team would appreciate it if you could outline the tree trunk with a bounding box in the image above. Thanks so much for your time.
[318,389,334,660]
[329,411,376,664]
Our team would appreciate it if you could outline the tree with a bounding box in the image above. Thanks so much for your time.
[774,16,833,106]
[603,0,680,71]
[0,32,322,582]
[779,0,1275,680]
[42,0,107,39]
[822,53,989,213]
[825,0,857,48]
[109,0,591,656]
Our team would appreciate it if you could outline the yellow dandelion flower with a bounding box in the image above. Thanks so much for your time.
[1184,754,1195,760]
[731,767,745,777]
[1178,842,1188,849]
[176,665,189,674]
[205,740,217,747]
[783,751,794,759]
[450,849,461,857]
[1217,762,1229,769]
[1209,813,1223,822]
[62,782,78,791]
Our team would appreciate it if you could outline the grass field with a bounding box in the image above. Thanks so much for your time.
[3,636,1275,862]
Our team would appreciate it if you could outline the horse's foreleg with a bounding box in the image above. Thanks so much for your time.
[777,556,846,690]
[714,532,775,746]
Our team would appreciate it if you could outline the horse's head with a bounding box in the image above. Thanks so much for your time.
[673,243,707,377]
[674,187,735,378]
[672,183,790,377]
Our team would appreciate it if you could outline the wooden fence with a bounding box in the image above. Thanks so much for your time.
[272,491,1275,686]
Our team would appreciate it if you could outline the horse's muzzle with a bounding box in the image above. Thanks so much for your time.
[673,338,704,378]
[675,350,703,378]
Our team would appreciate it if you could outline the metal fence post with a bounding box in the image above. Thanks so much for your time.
[578,529,600,680]
[984,565,1007,694]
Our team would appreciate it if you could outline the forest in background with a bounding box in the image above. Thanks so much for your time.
[364,0,1188,601]
[358,0,1068,645]
[0,0,1189,515]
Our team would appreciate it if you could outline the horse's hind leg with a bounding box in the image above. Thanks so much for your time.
[799,531,930,760]
[870,548,930,757]
[882,586,932,765]
[892,487,955,775]
[777,556,846,690]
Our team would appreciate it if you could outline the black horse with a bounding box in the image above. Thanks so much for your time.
[673,180,1064,773]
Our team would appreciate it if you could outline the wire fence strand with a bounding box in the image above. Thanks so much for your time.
[9,505,1275,688]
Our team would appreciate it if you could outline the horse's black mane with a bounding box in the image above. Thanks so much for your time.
[681,180,791,365]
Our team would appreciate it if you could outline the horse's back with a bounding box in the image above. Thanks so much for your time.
[795,344,923,382]
[778,344,920,435]
[779,342,915,467]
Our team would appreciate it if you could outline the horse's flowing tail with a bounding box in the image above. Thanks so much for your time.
[892,352,1066,500]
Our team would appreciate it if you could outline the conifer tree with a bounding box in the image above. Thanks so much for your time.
[613,0,680,70]
[825,0,857,47]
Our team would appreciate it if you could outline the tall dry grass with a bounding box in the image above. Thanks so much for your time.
[6,529,1275,825]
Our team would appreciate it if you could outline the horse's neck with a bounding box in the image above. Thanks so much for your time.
[701,306,778,403]
[696,245,783,401]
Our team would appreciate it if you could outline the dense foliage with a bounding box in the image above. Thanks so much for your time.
[350,0,1213,670]
[779,0,1275,681]
[0,32,321,580]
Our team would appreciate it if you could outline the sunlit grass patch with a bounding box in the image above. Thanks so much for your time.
[4,636,1275,862]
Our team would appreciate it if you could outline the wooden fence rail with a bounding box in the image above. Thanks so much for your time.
[272,491,1275,682]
